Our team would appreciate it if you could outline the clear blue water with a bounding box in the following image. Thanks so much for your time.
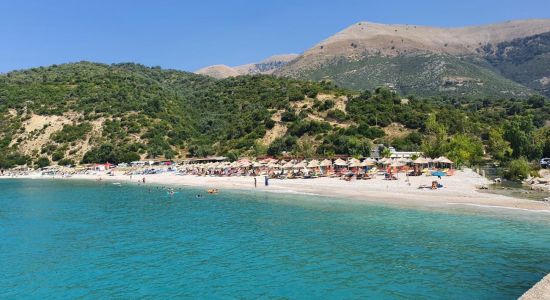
[0,179,549,299]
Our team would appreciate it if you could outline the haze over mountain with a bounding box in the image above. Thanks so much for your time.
[196,54,299,79]
[197,19,550,98]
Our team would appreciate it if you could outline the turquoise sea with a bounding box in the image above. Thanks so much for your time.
[0,179,549,299]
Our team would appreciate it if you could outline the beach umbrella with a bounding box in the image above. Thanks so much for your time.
[282,161,295,169]
[239,161,252,168]
[436,156,453,164]
[364,157,377,164]
[307,160,320,168]
[390,160,405,167]
[320,159,332,167]
[268,162,281,169]
[413,157,429,164]
[348,158,360,165]
[348,161,363,168]
[397,157,409,163]
[362,160,376,167]
[293,161,307,169]
[379,157,391,165]
[334,158,348,166]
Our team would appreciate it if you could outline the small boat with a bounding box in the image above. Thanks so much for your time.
[112,182,121,185]
[207,189,219,194]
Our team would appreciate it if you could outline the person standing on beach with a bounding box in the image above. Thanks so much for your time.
[254,177,257,188]
[264,176,269,186]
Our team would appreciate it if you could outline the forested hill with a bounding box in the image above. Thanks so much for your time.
[0,62,549,169]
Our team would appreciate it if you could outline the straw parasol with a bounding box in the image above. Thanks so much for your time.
[362,160,376,167]
[334,158,348,166]
[413,157,430,164]
[282,161,295,169]
[267,162,281,169]
[378,157,391,165]
[436,156,453,164]
[390,160,405,167]
[293,161,307,169]
[239,161,252,168]
[348,158,360,165]
[397,157,410,164]
[348,161,363,168]
[307,160,320,168]
[320,159,332,167]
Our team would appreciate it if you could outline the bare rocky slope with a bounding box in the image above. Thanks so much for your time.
[198,19,550,98]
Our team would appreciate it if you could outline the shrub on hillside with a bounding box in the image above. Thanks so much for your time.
[35,157,50,169]
[502,158,533,181]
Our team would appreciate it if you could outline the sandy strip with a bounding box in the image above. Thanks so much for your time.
[5,169,550,213]
[520,273,550,300]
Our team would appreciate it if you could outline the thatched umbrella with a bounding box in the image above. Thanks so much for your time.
[282,161,295,169]
[362,160,376,167]
[378,157,391,165]
[307,160,320,168]
[348,161,363,174]
[397,157,411,164]
[348,158,360,165]
[365,157,377,163]
[413,157,429,164]
[334,158,348,166]
[348,161,363,168]
[435,156,453,169]
[390,160,405,168]
[293,161,307,169]
[436,156,453,164]
[267,162,280,169]
[240,162,252,168]
[320,159,332,167]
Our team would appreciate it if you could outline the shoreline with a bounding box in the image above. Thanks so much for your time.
[520,273,550,300]
[4,169,550,214]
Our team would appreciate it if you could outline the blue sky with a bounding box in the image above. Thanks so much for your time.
[1,0,549,73]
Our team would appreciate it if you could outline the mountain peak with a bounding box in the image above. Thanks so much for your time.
[196,54,298,78]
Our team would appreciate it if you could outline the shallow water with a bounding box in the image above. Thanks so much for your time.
[0,179,549,299]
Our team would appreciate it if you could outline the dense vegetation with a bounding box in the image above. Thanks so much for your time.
[0,62,549,175]
[280,54,533,99]
[484,32,550,97]
[0,62,344,166]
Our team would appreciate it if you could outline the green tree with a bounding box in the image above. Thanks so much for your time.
[533,127,550,158]
[380,147,392,158]
[503,116,539,159]
[487,127,513,162]
[35,157,50,169]
[446,134,484,167]
[503,157,532,181]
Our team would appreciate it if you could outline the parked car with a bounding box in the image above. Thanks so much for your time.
[541,158,550,169]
